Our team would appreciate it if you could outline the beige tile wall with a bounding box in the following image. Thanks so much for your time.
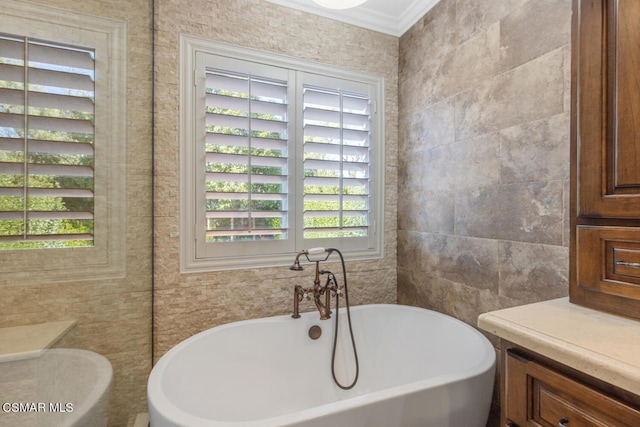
[0,1,153,426]
[397,0,572,423]
[153,0,399,361]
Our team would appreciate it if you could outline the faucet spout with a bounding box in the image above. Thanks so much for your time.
[314,293,331,320]
[292,285,303,318]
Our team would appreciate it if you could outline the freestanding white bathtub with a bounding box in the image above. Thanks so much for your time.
[148,304,495,427]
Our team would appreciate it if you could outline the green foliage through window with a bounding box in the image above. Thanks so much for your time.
[204,71,288,242]
[0,34,95,249]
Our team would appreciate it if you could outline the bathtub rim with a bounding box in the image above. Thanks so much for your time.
[148,303,496,427]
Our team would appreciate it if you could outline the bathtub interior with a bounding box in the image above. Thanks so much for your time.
[151,304,495,425]
[349,305,492,388]
[0,348,112,427]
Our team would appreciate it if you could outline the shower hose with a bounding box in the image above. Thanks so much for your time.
[325,247,359,390]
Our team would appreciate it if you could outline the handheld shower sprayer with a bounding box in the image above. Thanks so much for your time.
[289,247,332,271]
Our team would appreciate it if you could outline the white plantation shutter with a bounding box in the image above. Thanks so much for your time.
[182,39,383,270]
[302,86,371,240]
[193,52,297,260]
[204,69,289,242]
[0,34,95,249]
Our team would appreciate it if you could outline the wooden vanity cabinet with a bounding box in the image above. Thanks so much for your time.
[570,0,640,319]
[502,347,640,427]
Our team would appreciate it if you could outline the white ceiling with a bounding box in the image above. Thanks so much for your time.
[262,0,441,37]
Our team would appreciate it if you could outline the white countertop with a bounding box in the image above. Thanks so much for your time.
[0,320,76,362]
[478,297,640,396]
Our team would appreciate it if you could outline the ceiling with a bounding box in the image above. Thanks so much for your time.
[262,0,441,37]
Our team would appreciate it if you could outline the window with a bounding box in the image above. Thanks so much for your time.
[181,37,384,271]
[0,35,95,249]
[0,1,126,282]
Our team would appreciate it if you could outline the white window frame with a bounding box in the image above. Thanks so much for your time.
[180,36,385,272]
[0,1,127,283]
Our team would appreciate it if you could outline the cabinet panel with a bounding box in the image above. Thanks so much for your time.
[575,0,640,218]
[615,0,640,187]
[504,350,640,427]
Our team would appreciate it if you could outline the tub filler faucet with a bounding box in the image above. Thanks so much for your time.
[289,247,360,390]
[290,248,340,320]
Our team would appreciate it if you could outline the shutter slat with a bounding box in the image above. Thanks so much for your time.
[28,90,94,113]
[206,172,287,185]
[206,73,248,94]
[304,193,368,203]
[304,159,369,175]
[304,89,340,109]
[303,176,368,188]
[206,112,287,134]
[0,162,24,174]
[207,93,287,118]
[29,139,94,156]
[206,133,287,151]
[0,187,93,198]
[0,112,25,130]
[0,233,93,242]
[304,124,369,143]
[0,138,24,152]
[304,210,368,218]
[29,163,94,178]
[206,191,286,201]
[0,187,23,196]
[206,228,286,237]
[31,188,93,198]
[0,63,25,83]
[27,211,93,220]
[0,211,93,220]
[28,67,94,92]
[0,36,25,62]
[303,226,367,235]
[0,87,25,106]
[206,152,287,168]
[250,79,288,100]
[206,210,287,219]
[29,42,94,70]
[206,112,248,129]
[342,95,370,113]
[27,115,94,134]
[0,138,93,155]
[303,141,369,159]
[304,107,369,130]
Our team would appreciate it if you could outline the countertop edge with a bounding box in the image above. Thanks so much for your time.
[0,320,77,362]
[478,306,640,397]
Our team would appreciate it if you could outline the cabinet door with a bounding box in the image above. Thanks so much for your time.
[503,350,640,427]
[576,0,640,218]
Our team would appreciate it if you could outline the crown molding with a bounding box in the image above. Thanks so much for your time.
[262,0,440,37]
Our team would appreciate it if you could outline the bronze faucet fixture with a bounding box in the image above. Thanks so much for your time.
[289,247,360,390]
[290,248,341,320]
